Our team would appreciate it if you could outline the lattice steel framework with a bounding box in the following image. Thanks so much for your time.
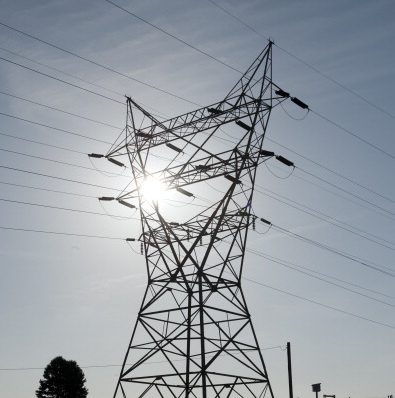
[106,41,286,398]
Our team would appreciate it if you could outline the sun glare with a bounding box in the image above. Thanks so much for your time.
[140,176,167,203]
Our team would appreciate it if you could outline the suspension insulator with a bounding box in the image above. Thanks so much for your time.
[140,242,144,255]
[176,187,194,197]
[276,155,294,167]
[260,217,272,226]
[207,107,222,115]
[260,150,275,157]
[195,164,211,172]
[118,199,136,209]
[135,132,152,139]
[166,142,183,153]
[291,97,309,110]
[236,120,251,131]
[225,174,242,184]
[275,89,290,98]
[107,157,125,167]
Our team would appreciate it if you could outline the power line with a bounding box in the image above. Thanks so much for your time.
[270,223,395,277]
[265,137,394,205]
[2,17,393,165]
[206,0,395,120]
[247,247,395,301]
[0,109,113,145]
[290,170,395,223]
[0,147,130,177]
[103,0,244,75]
[0,55,124,105]
[0,225,127,240]
[3,142,393,253]
[0,130,86,155]
[242,276,395,331]
[246,247,395,307]
[3,190,393,307]
[0,21,199,106]
[0,45,168,119]
[102,1,395,161]
[0,164,121,191]
[0,197,134,220]
[0,180,97,199]
[0,89,121,130]
[2,27,393,204]
[255,186,395,251]
[295,167,395,219]
[310,108,395,161]
[0,345,285,372]
[297,167,395,219]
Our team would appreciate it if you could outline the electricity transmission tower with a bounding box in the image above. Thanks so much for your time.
[100,41,289,397]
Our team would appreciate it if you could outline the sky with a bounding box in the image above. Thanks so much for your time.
[0,0,394,397]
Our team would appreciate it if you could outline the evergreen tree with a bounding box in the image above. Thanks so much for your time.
[36,356,88,398]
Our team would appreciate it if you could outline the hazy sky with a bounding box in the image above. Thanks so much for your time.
[0,0,394,397]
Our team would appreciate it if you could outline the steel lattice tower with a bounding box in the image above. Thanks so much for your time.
[104,41,286,398]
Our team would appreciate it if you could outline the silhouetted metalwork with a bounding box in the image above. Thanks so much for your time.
[105,41,288,397]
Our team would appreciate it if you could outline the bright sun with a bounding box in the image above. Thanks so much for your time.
[140,176,167,203]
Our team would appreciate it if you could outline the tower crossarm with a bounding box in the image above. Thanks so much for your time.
[107,93,280,157]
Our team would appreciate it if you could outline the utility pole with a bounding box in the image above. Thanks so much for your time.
[287,342,294,398]
[95,41,301,397]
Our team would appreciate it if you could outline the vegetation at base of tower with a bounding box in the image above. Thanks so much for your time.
[36,356,88,398]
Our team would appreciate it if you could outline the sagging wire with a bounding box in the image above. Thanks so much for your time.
[126,239,142,255]
[252,216,273,235]
[88,155,129,178]
[98,200,137,221]
[279,99,309,121]
[265,159,295,180]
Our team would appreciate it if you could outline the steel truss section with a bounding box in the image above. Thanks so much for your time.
[109,41,283,398]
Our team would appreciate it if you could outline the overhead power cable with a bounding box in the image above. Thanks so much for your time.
[0,147,130,177]
[310,109,395,161]
[0,21,199,106]
[266,137,394,205]
[0,130,86,155]
[0,45,168,119]
[2,22,393,172]
[0,345,285,372]
[2,18,392,163]
[0,225,129,240]
[103,0,395,160]
[255,186,395,251]
[242,276,395,331]
[0,215,393,330]
[103,0,244,75]
[0,164,122,191]
[269,223,395,277]
[3,141,393,252]
[0,109,112,145]
[207,0,395,120]
[0,180,97,199]
[246,247,395,307]
[0,89,121,130]
[0,197,135,220]
[289,171,395,223]
[247,247,395,300]
[295,167,395,218]
[0,56,124,105]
